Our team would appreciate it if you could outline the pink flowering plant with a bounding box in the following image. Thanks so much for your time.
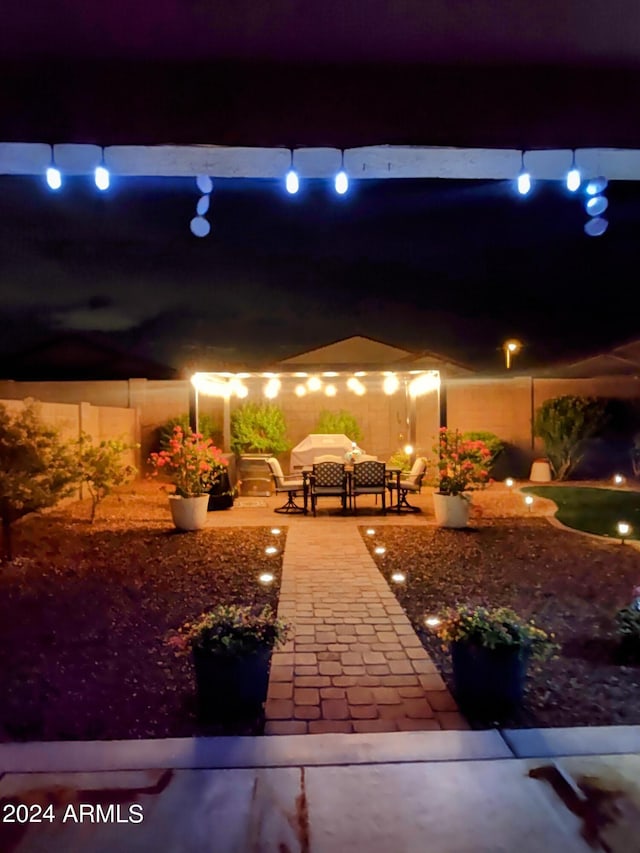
[434,427,492,496]
[166,604,290,658]
[147,425,227,498]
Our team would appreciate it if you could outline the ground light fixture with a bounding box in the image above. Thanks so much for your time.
[617,521,631,544]
[613,474,626,486]
[270,528,281,535]
[258,572,274,585]
[425,616,441,628]
[505,478,515,488]
[264,546,278,555]
[391,571,406,584]
[374,546,386,555]
[366,528,376,536]
[524,495,534,510]
[516,152,531,195]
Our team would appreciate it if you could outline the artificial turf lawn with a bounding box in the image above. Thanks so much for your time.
[522,485,640,540]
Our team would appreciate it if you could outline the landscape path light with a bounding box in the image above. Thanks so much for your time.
[617,521,631,544]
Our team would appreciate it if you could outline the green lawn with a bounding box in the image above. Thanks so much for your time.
[522,485,640,540]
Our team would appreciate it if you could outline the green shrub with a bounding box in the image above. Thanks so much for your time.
[315,410,363,442]
[230,402,291,455]
[158,414,222,451]
[461,431,504,470]
[76,434,139,522]
[534,396,609,480]
[0,401,79,560]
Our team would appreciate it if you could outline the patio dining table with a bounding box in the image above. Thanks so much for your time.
[301,464,402,515]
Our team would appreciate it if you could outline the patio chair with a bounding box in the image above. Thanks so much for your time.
[352,460,387,515]
[266,457,305,514]
[310,461,348,516]
[387,457,427,512]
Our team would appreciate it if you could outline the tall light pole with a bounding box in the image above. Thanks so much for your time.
[503,339,521,370]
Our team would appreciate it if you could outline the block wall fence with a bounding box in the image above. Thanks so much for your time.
[1,375,638,476]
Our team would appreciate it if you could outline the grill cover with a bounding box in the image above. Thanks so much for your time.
[290,434,355,469]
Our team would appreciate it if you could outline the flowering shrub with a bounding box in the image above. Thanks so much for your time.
[167,604,290,657]
[434,604,557,661]
[147,425,227,498]
[435,428,492,496]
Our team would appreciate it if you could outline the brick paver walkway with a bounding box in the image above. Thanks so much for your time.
[265,523,468,734]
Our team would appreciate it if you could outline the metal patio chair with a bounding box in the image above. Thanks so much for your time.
[310,461,348,516]
[266,457,305,514]
[387,457,427,512]
[352,459,387,515]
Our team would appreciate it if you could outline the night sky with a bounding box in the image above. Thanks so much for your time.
[1,172,639,373]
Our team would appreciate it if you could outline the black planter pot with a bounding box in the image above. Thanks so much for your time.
[207,471,234,511]
[451,641,529,717]
[192,647,271,720]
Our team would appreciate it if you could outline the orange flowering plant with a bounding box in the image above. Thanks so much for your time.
[147,425,227,498]
[434,427,492,496]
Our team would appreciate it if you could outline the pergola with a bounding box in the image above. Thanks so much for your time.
[190,368,441,456]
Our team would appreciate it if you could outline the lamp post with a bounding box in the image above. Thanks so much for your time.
[503,339,521,370]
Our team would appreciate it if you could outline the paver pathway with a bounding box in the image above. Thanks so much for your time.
[265,523,468,734]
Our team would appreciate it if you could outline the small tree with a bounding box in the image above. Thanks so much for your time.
[76,434,139,522]
[230,402,291,455]
[0,402,78,560]
[534,395,608,480]
[315,410,363,442]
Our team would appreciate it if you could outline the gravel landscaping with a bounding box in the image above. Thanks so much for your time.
[0,483,285,742]
[3,479,640,740]
[361,517,640,728]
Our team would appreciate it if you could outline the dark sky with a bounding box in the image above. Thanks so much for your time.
[1,172,639,372]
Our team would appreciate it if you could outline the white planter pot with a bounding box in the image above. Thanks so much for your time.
[433,493,471,528]
[168,495,210,531]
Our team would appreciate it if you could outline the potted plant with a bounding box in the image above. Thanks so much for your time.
[434,604,557,717]
[230,402,291,496]
[147,425,228,530]
[432,428,492,527]
[615,585,640,661]
[168,604,290,720]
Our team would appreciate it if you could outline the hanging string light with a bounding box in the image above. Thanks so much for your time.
[285,149,299,194]
[516,151,531,195]
[335,150,349,195]
[191,175,212,237]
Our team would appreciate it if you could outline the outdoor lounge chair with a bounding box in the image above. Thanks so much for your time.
[310,461,348,516]
[266,457,305,514]
[352,460,387,515]
[387,457,427,512]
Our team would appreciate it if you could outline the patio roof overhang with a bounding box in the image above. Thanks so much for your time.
[4,143,640,182]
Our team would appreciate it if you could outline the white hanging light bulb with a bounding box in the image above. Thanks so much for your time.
[566,150,580,192]
[46,147,62,190]
[335,150,349,195]
[94,150,110,191]
[285,149,299,194]
[516,151,531,196]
